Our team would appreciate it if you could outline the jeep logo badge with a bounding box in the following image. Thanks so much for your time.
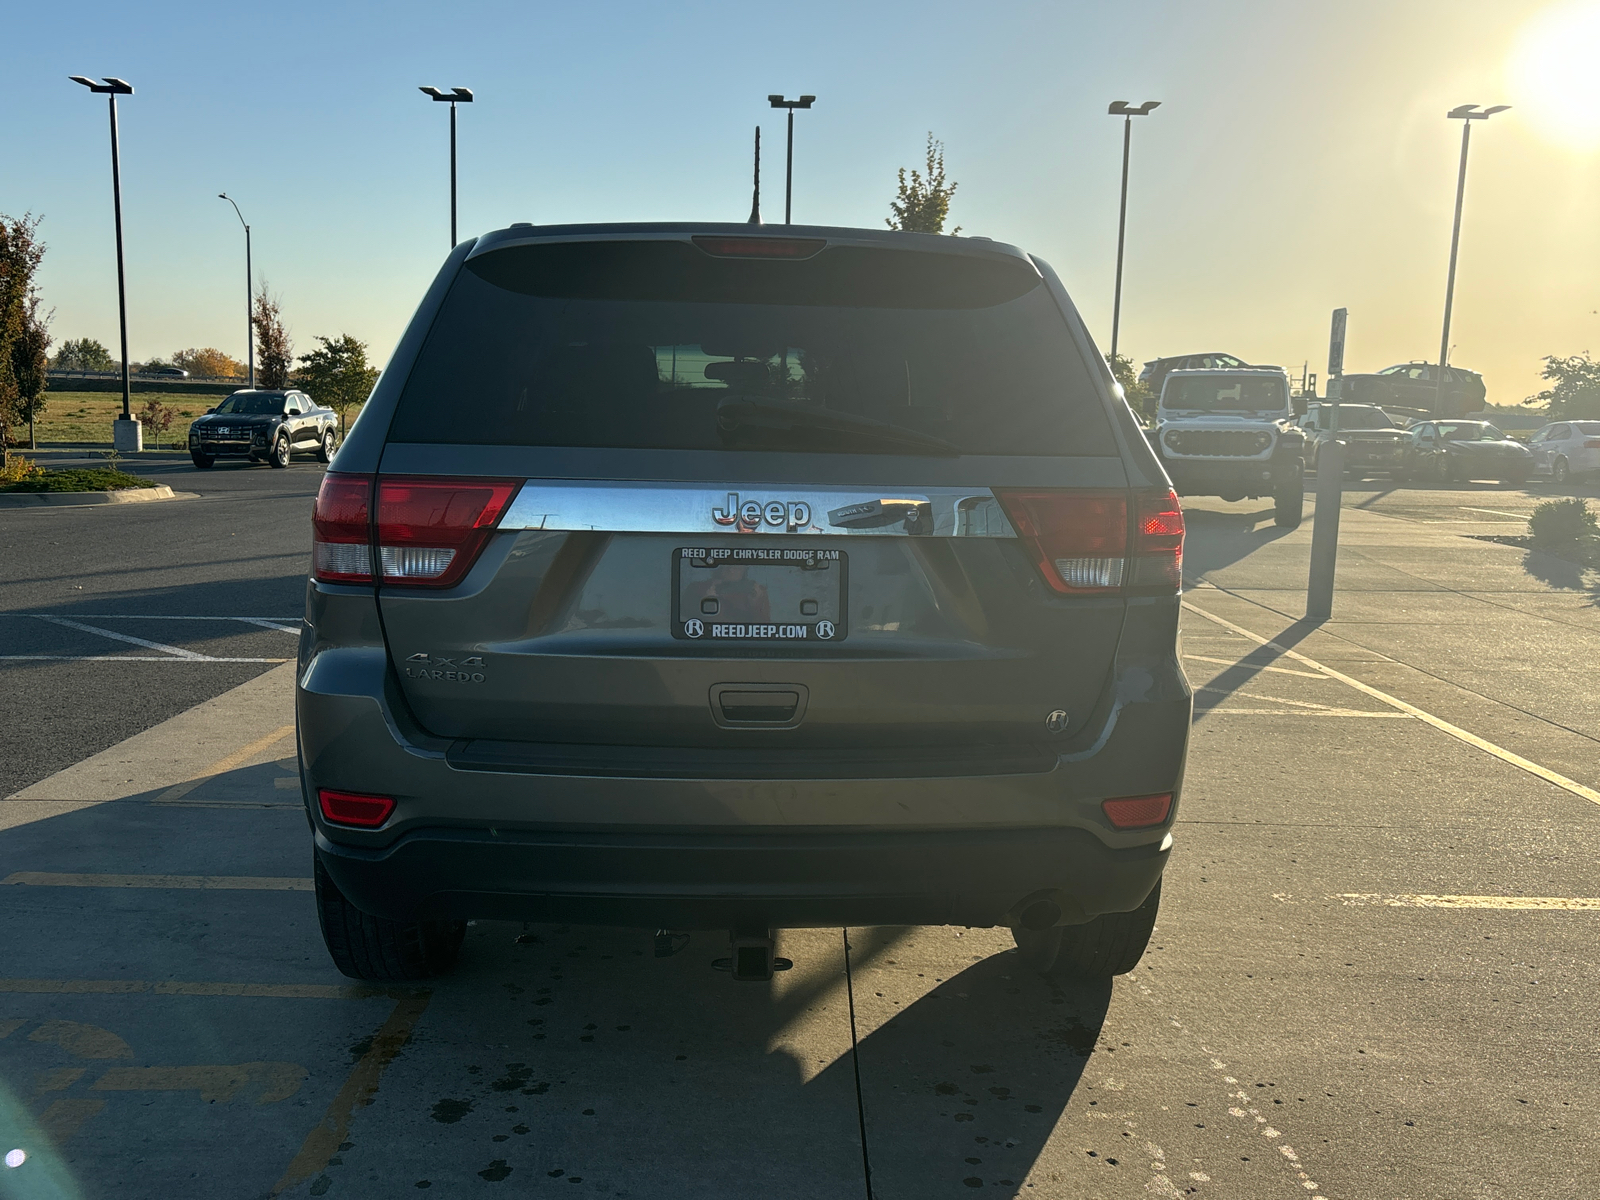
[711,493,812,532]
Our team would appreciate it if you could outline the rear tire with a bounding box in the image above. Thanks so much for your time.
[190,452,214,469]
[1274,472,1304,528]
[314,855,465,981]
[1011,880,1162,980]
[317,428,337,463]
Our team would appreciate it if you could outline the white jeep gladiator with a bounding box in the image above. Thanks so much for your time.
[1146,368,1305,528]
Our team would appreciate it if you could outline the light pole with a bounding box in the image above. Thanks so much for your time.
[767,95,816,225]
[1433,103,1509,416]
[218,194,254,388]
[1106,100,1160,361]
[420,87,474,246]
[69,74,138,450]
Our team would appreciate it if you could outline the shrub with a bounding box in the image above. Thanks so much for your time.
[0,454,41,483]
[1528,497,1598,544]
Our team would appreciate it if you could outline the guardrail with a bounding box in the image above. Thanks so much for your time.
[46,372,247,397]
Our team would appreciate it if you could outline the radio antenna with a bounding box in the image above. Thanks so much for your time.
[747,126,762,224]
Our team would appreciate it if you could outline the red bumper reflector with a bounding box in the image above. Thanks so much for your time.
[318,789,396,828]
[1101,793,1173,829]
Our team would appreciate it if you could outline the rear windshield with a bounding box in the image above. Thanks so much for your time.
[388,240,1117,456]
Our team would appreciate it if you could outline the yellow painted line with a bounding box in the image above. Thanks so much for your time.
[0,978,390,1000]
[1,872,311,891]
[1337,893,1600,910]
[1184,601,1600,808]
[272,992,432,1195]
[153,724,296,805]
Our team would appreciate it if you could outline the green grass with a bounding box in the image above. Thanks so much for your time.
[13,391,364,448]
[0,467,159,493]
[21,392,207,448]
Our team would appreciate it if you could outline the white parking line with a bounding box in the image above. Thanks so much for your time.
[1458,507,1531,520]
[1185,654,1328,679]
[31,615,207,660]
[4,614,300,622]
[1185,601,1600,808]
[1,872,312,891]
[0,656,291,663]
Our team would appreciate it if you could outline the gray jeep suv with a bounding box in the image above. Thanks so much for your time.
[298,223,1191,983]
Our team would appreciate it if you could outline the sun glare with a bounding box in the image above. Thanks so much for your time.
[1509,1,1600,149]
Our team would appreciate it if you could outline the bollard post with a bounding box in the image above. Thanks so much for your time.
[1306,437,1343,621]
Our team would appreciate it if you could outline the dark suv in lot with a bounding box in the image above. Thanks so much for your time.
[298,224,1191,984]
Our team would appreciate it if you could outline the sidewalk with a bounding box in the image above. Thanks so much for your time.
[1181,496,1600,798]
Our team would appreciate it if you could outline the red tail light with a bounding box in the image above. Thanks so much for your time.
[1102,793,1173,829]
[995,490,1128,593]
[375,477,520,588]
[1584,439,1600,449]
[1132,489,1184,589]
[312,473,374,584]
[995,488,1183,595]
[318,789,396,828]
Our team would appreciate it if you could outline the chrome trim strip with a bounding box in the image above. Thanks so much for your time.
[500,482,1017,538]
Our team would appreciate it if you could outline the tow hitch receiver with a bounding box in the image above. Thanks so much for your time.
[713,926,793,981]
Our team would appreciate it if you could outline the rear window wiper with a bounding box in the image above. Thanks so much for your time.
[716,397,961,457]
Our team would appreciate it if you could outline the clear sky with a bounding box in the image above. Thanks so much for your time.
[8,0,1599,404]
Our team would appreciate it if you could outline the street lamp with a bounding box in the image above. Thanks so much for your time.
[218,194,254,388]
[1106,100,1160,361]
[69,74,138,450]
[419,87,474,246]
[1433,103,1510,416]
[767,95,816,225]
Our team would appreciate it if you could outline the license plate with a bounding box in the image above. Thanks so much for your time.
[673,547,847,643]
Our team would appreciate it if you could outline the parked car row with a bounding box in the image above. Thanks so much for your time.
[1142,360,1590,502]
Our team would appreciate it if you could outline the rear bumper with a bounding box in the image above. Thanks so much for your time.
[296,594,1190,930]
[314,824,1169,930]
[1162,452,1300,497]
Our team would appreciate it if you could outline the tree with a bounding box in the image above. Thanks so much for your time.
[137,397,174,449]
[1107,352,1154,420]
[172,347,245,378]
[14,295,52,448]
[1527,352,1600,420]
[252,285,293,389]
[54,337,115,372]
[887,134,961,235]
[296,333,379,434]
[0,212,47,462]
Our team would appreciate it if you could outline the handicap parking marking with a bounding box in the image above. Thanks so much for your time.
[0,983,421,1196]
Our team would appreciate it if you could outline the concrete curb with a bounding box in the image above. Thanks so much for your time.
[0,485,184,508]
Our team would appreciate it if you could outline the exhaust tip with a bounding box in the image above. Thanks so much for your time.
[1019,899,1062,931]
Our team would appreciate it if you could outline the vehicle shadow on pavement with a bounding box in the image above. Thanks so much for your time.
[1180,506,1297,586]
[842,931,1112,1198]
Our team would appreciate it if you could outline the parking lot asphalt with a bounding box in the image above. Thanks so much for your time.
[0,449,318,799]
[3,462,1599,1198]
